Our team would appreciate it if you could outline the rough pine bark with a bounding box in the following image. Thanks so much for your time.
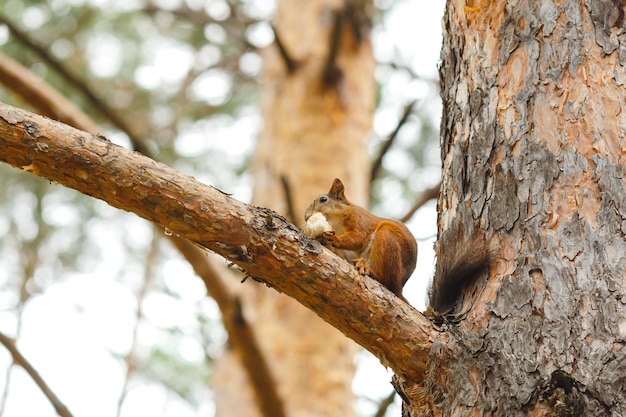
[213,1,375,416]
[398,0,626,415]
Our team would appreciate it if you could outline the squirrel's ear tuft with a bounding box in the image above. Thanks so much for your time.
[330,178,346,201]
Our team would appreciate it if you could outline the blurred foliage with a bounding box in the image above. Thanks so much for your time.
[0,0,441,415]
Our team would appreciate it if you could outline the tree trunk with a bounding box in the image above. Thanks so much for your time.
[213,0,375,416]
[399,0,626,415]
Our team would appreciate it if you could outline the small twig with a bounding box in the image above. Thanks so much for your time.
[0,51,101,134]
[271,24,298,74]
[0,13,149,155]
[0,185,51,417]
[322,9,344,86]
[0,361,10,417]
[110,350,198,406]
[373,390,397,417]
[115,229,159,417]
[280,175,298,226]
[143,3,218,26]
[370,100,417,182]
[399,182,440,223]
[344,0,371,47]
[142,3,255,50]
[0,332,74,417]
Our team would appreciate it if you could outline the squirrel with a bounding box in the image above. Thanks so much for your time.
[304,178,494,314]
[304,178,418,300]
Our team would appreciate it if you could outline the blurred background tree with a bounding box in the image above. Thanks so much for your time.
[0,0,443,416]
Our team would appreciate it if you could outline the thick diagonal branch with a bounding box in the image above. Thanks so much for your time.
[0,101,436,382]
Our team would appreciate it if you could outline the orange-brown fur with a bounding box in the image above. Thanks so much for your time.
[304,178,418,300]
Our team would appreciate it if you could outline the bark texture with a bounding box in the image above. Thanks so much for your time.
[399,0,626,415]
[215,1,376,416]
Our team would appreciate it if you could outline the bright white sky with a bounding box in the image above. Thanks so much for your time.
[0,0,446,416]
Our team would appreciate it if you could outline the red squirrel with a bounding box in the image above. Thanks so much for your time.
[305,178,494,313]
[304,178,418,300]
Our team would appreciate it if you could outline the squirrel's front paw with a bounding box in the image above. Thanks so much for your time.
[320,230,336,246]
[353,258,370,276]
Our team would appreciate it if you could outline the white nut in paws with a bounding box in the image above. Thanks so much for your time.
[304,212,332,238]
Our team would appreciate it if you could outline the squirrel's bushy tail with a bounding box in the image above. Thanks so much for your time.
[428,228,495,314]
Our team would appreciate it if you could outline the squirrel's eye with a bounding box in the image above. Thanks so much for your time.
[320,196,328,203]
